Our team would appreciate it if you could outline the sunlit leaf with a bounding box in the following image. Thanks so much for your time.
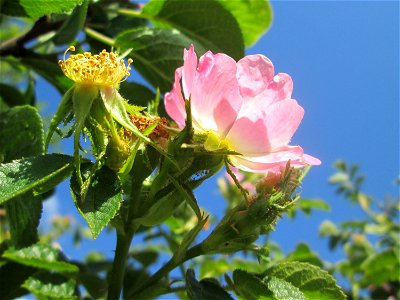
[3,243,79,273]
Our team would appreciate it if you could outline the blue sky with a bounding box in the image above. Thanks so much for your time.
[38,0,399,289]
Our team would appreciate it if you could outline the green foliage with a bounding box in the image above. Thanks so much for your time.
[0,1,365,299]
[321,161,400,298]
[53,0,88,45]
[265,262,346,300]
[116,27,200,93]
[3,243,79,273]
[267,277,306,300]
[232,269,272,300]
[143,0,244,60]
[20,0,84,19]
[217,0,273,46]
[70,164,123,239]
[23,273,77,299]
[186,269,233,300]
[0,154,74,204]
[0,105,44,162]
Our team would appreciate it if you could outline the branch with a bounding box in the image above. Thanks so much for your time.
[0,17,63,57]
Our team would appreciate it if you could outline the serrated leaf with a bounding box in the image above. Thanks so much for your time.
[186,269,233,300]
[23,272,77,299]
[143,0,244,60]
[0,105,44,163]
[20,0,84,19]
[70,164,123,239]
[53,0,89,45]
[265,262,346,300]
[1,106,45,247]
[233,269,273,300]
[217,0,272,46]
[116,27,204,93]
[0,154,74,204]
[267,276,306,300]
[3,243,79,273]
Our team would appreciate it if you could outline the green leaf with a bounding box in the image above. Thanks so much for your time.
[265,262,346,300]
[286,243,323,267]
[143,0,244,60]
[217,0,273,46]
[361,248,400,286]
[120,81,156,108]
[23,273,77,299]
[0,0,28,17]
[21,57,73,94]
[45,85,74,152]
[116,27,202,92]
[53,0,89,45]
[20,0,84,19]
[132,250,158,267]
[3,243,79,273]
[0,104,44,254]
[0,262,36,299]
[297,198,331,214]
[267,276,306,300]
[5,194,42,248]
[233,269,273,300]
[186,269,233,300]
[70,164,123,239]
[0,154,74,204]
[319,220,340,237]
[0,83,27,107]
[0,105,44,163]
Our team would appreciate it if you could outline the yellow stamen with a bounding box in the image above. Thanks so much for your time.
[58,46,133,86]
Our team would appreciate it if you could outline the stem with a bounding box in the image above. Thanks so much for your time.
[132,244,205,296]
[107,231,134,300]
[84,27,115,47]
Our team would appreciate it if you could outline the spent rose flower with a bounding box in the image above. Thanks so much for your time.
[165,45,321,173]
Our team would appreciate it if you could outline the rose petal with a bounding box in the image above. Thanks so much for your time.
[226,99,304,154]
[237,54,274,98]
[164,67,186,128]
[182,44,197,100]
[190,51,242,137]
[229,145,316,173]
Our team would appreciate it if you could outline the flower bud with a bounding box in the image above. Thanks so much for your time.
[256,171,281,194]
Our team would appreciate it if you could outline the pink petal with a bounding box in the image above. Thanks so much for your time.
[267,73,293,102]
[164,67,186,128]
[229,145,318,173]
[226,99,304,154]
[237,54,274,98]
[302,154,322,165]
[189,51,242,137]
[182,44,197,100]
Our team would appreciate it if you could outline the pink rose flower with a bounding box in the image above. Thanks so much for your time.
[165,45,321,173]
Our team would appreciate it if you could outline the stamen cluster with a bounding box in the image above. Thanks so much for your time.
[58,46,133,86]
